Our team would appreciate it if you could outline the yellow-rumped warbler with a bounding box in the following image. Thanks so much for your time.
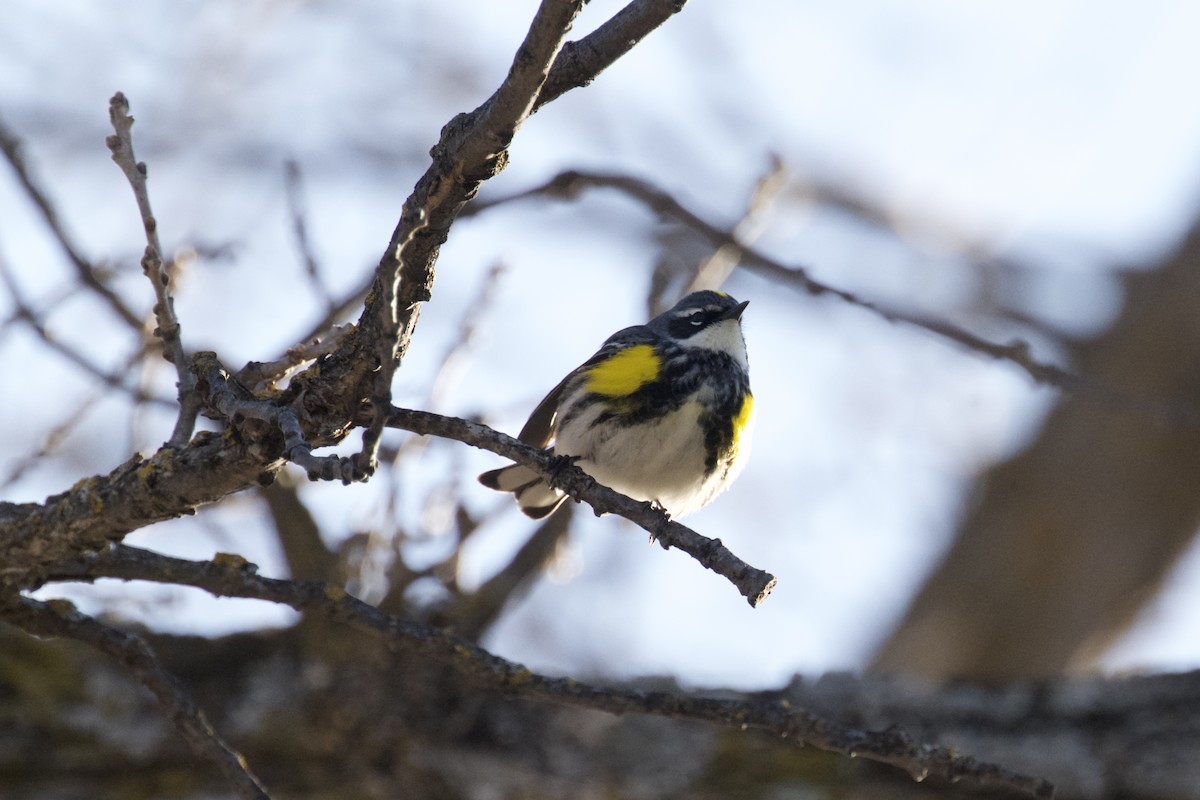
[479,290,754,519]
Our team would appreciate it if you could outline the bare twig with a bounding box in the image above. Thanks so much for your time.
[3,596,272,800]
[0,256,169,407]
[106,92,200,446]
[351,204,428,482]
[467,169,1200,427]
[450,502,574,639]
[1,338,174,489]
[2,387,103,488]
[648,154,788,315]
[283,159,330,309]
[235,323,355,393]
[0,113,143,329]
[385,406,776,607]
[427,262,505,413]
[684,153,788,294]
[382,262,506,474]
[45,544,1052,799]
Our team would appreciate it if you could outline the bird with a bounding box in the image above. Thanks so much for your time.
[478,290,754,519]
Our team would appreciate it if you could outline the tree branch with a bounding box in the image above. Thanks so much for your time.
[386,406,777,607]
[349,0,585,484]
[2,595,272,800]
[0,428,272,597]
[448,501,574,639]
[192,351,359,483]
[467,168,1200,428]
[105,92,200,446]
[0,1,696,599]
[535,0,689,111]
[235,323,355,394]
[46,544,1053,798]
[0,255,168,407]
[0,112,143,330]
[220,0,689,412]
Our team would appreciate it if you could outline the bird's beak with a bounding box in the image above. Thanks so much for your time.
[720,300,749,322]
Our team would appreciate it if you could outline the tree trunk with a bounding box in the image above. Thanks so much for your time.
[873,219,1200,680]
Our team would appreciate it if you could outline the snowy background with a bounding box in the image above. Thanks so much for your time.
[4,0,1200,687]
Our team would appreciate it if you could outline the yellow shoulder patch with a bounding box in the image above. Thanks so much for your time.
[733,392,754,438]
[585,344,660,396]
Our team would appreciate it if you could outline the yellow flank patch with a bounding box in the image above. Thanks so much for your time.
[585,344,660,396]
[733,392,754,439]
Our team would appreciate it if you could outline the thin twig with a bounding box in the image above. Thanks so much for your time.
[385,406,777,607]
[684,153,788,295]
[2,386,111,489]
[3,596,272,800]
[235,323,356,393]
[1,339,173,489]
[0,256,169,407]
[0,113,143,329]
[45,544,1052,799]
[467,168,1200,428]
[283,159,330,310]
[105,92,200,446]
[385,262,506,470]
[427,262,506,413]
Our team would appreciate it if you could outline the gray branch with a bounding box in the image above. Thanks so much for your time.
[44,544,1052,798]
[105,92,200,446]
[386,406,777,608]
[3,596,272,800]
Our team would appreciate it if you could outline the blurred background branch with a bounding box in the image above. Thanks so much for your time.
[5,1,1200,798]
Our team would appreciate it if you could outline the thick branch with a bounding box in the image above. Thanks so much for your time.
[386,406,776,607]
[193,351,359,484]
[351,0,585,455]
[46,544,1052,798]
[535,0,689,110]
[0,430,271,598]
[0,2,693,599]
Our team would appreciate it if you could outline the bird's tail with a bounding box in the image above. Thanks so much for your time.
[478,463,567,519]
